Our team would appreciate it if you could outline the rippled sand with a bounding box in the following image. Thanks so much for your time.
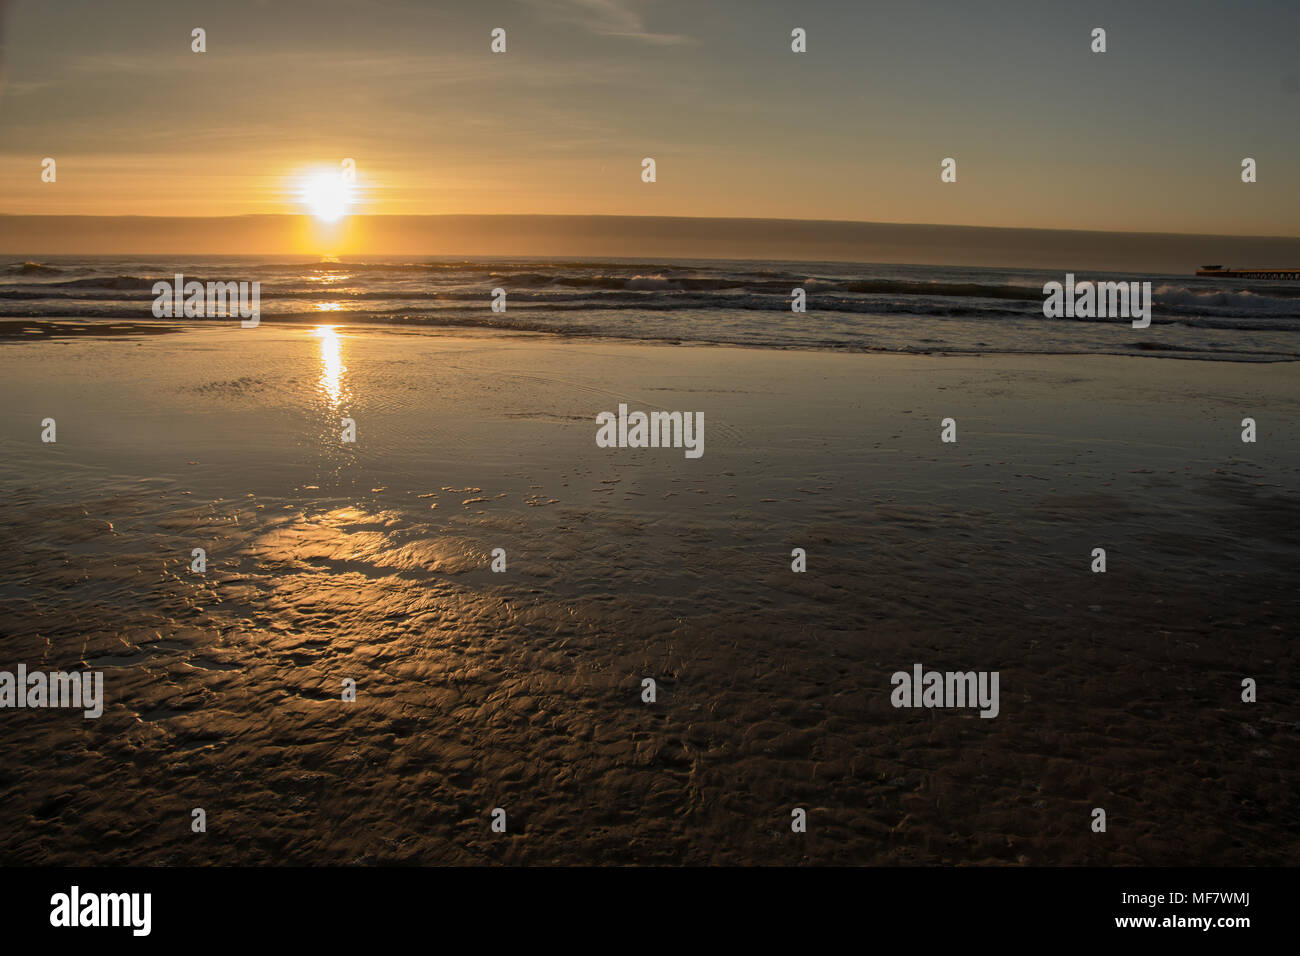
[1,323,1297,864]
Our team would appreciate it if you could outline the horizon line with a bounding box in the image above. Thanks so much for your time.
[2,213,1297,243]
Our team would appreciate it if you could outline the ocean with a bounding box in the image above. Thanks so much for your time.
[4,255,1300,360]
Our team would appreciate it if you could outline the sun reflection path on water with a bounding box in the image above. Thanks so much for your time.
[313,325,349,409]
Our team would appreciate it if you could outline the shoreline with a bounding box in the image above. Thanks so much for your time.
[2,317,1298,364]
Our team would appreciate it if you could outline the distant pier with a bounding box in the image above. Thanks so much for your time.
[1196,265,1300,280]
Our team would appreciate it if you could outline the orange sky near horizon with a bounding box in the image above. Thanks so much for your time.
[1,0,1298,238]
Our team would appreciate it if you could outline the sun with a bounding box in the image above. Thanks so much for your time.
[300,172,353,223]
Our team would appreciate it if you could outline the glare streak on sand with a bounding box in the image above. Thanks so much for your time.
[314,325,348,409]
[0,326,1297,865]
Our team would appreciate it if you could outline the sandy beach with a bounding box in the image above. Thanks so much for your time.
[0,322,1296,865]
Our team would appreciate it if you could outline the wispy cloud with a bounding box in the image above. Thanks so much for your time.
[520,0,693,45]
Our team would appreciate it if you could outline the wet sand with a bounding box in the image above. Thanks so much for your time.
[0,323,1297,865]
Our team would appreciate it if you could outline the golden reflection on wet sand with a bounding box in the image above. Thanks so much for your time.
[313,325,348,408]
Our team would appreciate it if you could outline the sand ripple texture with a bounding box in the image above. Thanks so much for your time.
[0,327,1297,864]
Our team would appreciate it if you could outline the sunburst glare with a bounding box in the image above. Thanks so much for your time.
[300,172,353,223]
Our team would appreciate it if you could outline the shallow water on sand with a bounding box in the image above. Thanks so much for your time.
[0,326,1297,864]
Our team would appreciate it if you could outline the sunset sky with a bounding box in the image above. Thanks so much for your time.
[1,0,1298,236]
